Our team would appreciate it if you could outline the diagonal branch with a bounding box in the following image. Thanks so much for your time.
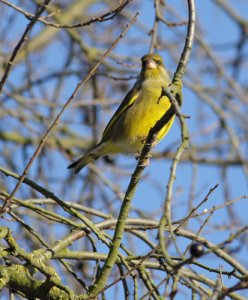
[0,0,51,94]
[85,0,196,298]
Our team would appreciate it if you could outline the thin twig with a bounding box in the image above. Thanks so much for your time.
[0,0,51,94]
[0,0,133,29]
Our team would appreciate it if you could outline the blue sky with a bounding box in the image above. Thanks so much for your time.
[1,0,248,299]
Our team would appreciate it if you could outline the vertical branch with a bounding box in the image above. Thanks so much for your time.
[172,0,196,85]
[149,0,160,53]
[158,0,196,265]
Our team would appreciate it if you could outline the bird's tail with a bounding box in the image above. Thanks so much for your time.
[67,147,101,174]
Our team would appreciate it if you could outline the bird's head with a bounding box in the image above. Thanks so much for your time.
[140,53,170,83]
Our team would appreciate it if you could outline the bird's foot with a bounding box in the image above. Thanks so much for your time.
[135,154,152,167]
[140,136,158,147]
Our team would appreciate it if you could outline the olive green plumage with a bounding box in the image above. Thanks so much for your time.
[68,53,175,173]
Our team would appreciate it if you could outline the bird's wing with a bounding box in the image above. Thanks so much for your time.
[101,80,141,141]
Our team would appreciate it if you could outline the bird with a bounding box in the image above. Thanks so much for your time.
[68,53,175,173]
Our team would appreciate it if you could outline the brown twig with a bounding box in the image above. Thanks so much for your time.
[0,0,133,29]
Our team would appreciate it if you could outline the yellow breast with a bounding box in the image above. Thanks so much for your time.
[113,82,174,152]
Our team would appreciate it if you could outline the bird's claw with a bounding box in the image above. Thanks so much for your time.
[140,137,158,147]
[135,154,152,167]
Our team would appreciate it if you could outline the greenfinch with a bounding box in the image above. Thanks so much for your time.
[68,53,174,173]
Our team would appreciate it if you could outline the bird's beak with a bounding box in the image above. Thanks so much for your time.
[145,59,157,69]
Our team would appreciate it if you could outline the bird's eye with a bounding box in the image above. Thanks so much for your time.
[156,60,161,65]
